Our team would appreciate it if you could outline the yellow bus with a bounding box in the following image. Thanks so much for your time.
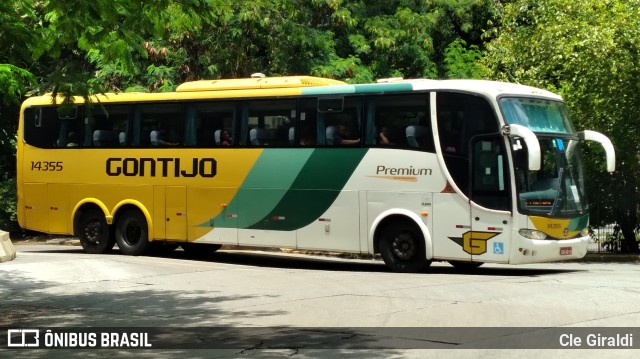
[17,75,616,272]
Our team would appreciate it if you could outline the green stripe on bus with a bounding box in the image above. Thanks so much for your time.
[353,83,413,93]
[568,214,589,231]
[247,148,368,231]
[300,83,414,96]
[205,149,314,228]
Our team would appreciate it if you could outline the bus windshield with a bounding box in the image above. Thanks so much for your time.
[512,136,588,217]
[500,97,575,134]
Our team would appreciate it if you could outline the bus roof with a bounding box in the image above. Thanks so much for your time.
[21,76,562,107]
[176,76,346,92]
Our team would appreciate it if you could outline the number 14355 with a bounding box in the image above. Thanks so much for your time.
[31,161,63,171]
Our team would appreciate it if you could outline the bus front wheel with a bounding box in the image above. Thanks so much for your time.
[379,220,430,273]
[115,209,150,256]
[78,208,115,254]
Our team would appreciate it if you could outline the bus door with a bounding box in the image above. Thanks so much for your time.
[432,187,472,262]
[165,186,187,240]
[469,136,512,263]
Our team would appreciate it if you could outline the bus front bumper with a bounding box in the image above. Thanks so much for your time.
[509,235,590,264]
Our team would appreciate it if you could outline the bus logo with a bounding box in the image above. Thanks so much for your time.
[106,157,217,178]
[7,329,40,347]
[449,231,500,255]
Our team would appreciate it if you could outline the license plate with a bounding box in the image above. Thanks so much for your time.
[560,247,572,255]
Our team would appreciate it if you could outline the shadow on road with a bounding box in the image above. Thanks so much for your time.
[21,246,584,277]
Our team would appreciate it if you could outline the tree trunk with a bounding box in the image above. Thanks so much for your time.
[620,217,639,253]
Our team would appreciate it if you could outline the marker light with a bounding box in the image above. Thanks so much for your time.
[519,229,548,240]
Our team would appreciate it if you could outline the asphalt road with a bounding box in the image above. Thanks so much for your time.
[1,244,639,358]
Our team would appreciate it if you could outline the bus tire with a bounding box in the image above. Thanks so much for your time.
[78,208,115,254]
[379,220,430,273]
[181,242,222,256]
[448,261,484,270]
[115,209,150,256]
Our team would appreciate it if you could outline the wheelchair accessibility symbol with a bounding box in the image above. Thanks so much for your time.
[493,242,504,255]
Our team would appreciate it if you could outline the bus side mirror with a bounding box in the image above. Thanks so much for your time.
[578,130,616,172]
[502,124,541,171]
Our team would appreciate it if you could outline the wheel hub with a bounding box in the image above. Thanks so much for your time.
[392,232,416,260]
[85,220,101,244]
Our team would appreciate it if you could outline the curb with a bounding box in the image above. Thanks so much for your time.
[0,230,17,263]
[579,253,640,263]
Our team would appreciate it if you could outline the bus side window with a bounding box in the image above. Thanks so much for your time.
[297,98,318,146]
[23,107,62,148]
[184,102,235,147]
[242,99,296,147]
[319,96,362,146]
[436,92,501,197]
[471,137,510,211]
[132,104,181,147]
[365,93,433,151]
[87,104,131,147]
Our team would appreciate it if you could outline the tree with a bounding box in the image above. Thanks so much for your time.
[484,0,640,252]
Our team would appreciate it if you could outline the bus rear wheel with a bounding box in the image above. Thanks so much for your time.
[379,220,430,273]
[115,209,150,256]
[78,208,115,254]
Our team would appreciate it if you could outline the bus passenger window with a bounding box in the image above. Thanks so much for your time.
[436,92,501,197]
[319,96,362,146]
[132,104,181,147]
[333,124,360,146]
[184,102,235,147]
[243,100,296,147]
[365,93,433,151]
[87,104,131,147]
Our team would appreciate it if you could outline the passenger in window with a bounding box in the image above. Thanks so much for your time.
[378,126,391,145]
[334,125,360,145]
[67,132,79,147]
[157,122,178,146]
[299,128,315,146]
[221,129,232,146]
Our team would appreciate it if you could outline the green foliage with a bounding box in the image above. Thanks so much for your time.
[0,178,18,233]
[443,39,489,79]
[0,64,36,105]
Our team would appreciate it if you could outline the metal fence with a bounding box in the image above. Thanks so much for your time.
[587,223,639,253]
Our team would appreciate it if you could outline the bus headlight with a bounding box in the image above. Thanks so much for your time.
[519,229,548,240]
[581,228,589,237]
